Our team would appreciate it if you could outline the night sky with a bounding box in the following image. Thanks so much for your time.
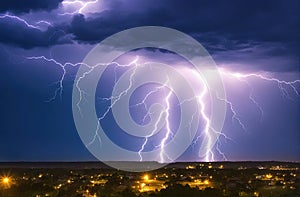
[0,0,299,162]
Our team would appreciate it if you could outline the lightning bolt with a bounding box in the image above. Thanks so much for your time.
[0,13,41,30]
[207,68,300,161]
[0,10,226,163]
[86,58,140,148]
[2,0,299,164]
[131,80,169,123]
[88,60,174,164]
[128,79,170,161]
[60,0,100,15]
[216,142,227,161]
[26,56,90,102]
[26,55,141,149]
[197,79,214,162]
[24,54,300,163]
[248,84,264,121]
[0,13,58,31]
[0,13,67,45]
[142,68,299,162]
[158,88,173,163]
[218,68,300,129]
[186,108,198,142]
[178,73,224,162]
[35,20,54,28]
[227,75,264,121]
[178,69,232,162]
[97,58,139,120]
[220,69,300,96]
[215,92,247,132]
[136,88,167,162]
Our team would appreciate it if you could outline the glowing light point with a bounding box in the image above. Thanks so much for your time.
[1,176,12,188]
[2,177,10,184]
[204,180,210,185]
[143,174,149,181]
[266,174,273,179]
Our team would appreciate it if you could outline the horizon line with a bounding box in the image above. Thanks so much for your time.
[0,160,299,163]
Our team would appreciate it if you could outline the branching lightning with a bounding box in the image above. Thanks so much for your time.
[86,58,140,148]
[1,6,220,163]
[26,56,89,102]
[220,69,300,96]
[137,89,167,161]
[23,54,300,163]
[218,68,300,131]
[215,92,247,132]
[189,68,300,162]
[97,58,139,120]
[131,79,170,161]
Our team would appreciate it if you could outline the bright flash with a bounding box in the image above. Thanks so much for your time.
[231,72,244,78]
[143,174,149,181]
[2,177,10,184]
[266,174,273,179]
[1,176,13,188]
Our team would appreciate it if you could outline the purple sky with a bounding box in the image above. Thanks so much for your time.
[0,0,299,162]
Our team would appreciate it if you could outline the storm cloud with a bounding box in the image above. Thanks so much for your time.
[0,0,299,70]
[0,0,63,13]
[67,0,299,71]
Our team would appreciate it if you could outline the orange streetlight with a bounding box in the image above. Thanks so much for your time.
[1,176,12,188]
[143,174,149,181]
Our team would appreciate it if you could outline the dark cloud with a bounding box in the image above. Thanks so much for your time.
[69,0,300,44]
[67,0,299,71]
[0,17,70,48]
[0,0,63,13]
[0,0,299,71]
[69,2,170,43]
